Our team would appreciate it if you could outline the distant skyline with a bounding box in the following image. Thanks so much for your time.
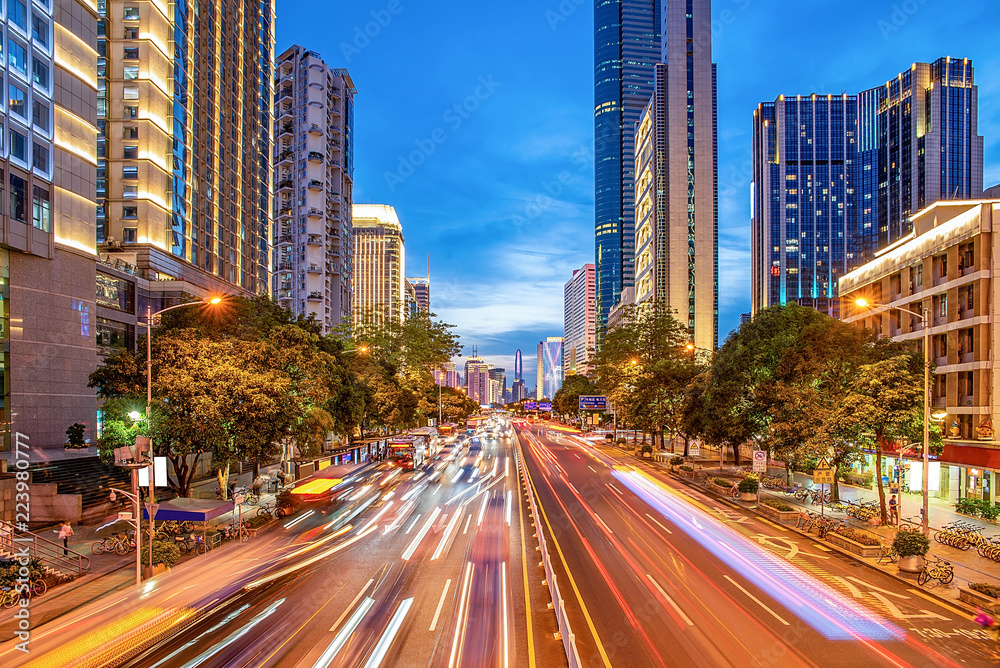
[279,1,999,383]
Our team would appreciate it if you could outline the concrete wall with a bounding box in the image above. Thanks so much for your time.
[26,483,82,524]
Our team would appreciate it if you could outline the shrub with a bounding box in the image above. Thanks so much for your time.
[839,471,874,488]
[956,497,982,516]
[65,423,87,448]
[970,582,1000,599]
[141,540,181,567]
[0,556,45,588]
[892,528,930,557]
[709,477,732,487]
[833,526,880,546]
[641,444,653,454]
[980,500,1000,521]
[244,514,271,529]
[679,465,694,472]
[670,456,684,466]
[738,477,759,494]
[762,499,793,512]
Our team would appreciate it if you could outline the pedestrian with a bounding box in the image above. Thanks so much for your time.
[58,521,74,556]
[888,494,899,525]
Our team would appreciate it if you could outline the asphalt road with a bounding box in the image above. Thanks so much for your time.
[516,424,998,667]
[0,427,564,668]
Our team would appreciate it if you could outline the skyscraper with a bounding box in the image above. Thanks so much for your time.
[488,367,506,406]
[751,94,859,317]
[406,276,430,313]
[464,355,490,405]
[858,58,983,257]
[536,337,564,400]
[563,264,595,376]
[594,0,661,335]
[514,348,522,381]
[352,204,405,327]
[97,0,273,299]
[273,46,355,331]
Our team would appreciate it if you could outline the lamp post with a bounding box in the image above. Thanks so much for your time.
[143,297,222,575]
[855,297,932,535]
[109,484,141,586]
[438,371,444,427]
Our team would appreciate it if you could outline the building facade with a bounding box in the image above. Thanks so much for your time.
[563,263,595,377]
[96,0,273,301]
[488,367,506,406]
[434,361,458,389]
[594,0,660,335]
[840,199,1000,505]
[464,355,489,405]
[751,95,859,317]
[406,276,429,313]
[536,337,563,400]
[858,57,983,258]
[513,348,522,381]
[352,204,405,327]
[273,46,355,331]
[2,0,99,453]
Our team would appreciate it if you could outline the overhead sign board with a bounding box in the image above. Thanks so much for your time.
[524,401,537,410]
[752,450,767,473]
[538,402,552,411]
[579,395,608,411]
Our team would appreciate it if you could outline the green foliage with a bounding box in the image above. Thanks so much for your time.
[244,514,271,529]
[981,501,1000,521]
[709,477,733,487]
[670,456,684,466]
[970,582,1000,598]
[892,529,930,557]
[141,540,181,567]
[0,557,44,588]
[956,497,981,516]
[552,374,599,416]
[641,444,653,454]
[762,499,794,512]
[679,465,694,472]
[834,526,881,546]
[738,477,759,494]
[65,423,87,448]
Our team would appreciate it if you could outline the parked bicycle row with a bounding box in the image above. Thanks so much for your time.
[0,579,48,607]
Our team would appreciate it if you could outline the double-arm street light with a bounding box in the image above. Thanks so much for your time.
[855,297,935,536]
[141,297,222,574]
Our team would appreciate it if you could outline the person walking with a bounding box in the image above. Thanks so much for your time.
[58,521,74,555]
[888,494,899,525]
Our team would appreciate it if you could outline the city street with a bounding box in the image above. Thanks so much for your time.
[517,424,998,667]
[0,429,562,668]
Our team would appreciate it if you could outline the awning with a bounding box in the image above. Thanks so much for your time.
[942,443,1000,470]
[141,498,233,522]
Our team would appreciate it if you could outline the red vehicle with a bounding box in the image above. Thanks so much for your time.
[388,436,425,471]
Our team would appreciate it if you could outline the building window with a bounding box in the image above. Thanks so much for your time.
[123,85,138,100]
[124,27,138,39]
[9,41,27,75]
[31,99,48,131]
[122,184,137,198]
[31,142,48,172]
[122,144,137,159]
[32,58,48,89]
[8,83,26,118]
[96,317,134,352]
[123,65,138,80]
[123,47,139,60]
[9,174,26,223]
[122,165,138,180]
[122,227,137,243]
[9,0,27,32]
[123,5,139,20]
[32,185,49,231]
[9,130,26,162]
[31,14,49,47]
[122,205,137,219]
[123,104,138,118]
[122,125,138,139]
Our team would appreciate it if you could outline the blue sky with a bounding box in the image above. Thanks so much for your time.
[279,0,999,386]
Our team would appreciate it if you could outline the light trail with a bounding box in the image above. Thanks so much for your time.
[359,500,395,534]
[432,509,463,560]
[283,509,315,529]
[476,493,489,527]
[180,599,285,668]
[312,597,375,668]
[362,597,414,668]
[448,562,474,668]
[429,579,452,631]
[402,506,441,560]
[502,561,510,668]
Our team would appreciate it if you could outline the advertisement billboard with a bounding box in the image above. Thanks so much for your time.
[578,395,608,411]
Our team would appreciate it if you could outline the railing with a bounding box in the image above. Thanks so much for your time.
[515,442,583,668]
[0,521,90,576]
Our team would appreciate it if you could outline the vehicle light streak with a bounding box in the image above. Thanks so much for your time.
[502,561,510,668]
[312,597,375,668]
[382,490,395,501]
[402,506,441,560]
[359,500,395,534]
[451,469,465,484]
[361,597,414,668]
[405,514,421,534]
[147,604,252,668]
[244,525,368,590]
[180,599,285,667]
[505,490,512,525]
[432,509,463,560]
[448,562,474,668]
[380,469,402,486]
[469,466,480,482]
[349,485,373,501]
[401,481,428,502]
[283,509,315,529]
[613,469,904,641]
[476,494,489,527]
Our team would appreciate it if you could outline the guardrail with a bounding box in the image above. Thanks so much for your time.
[515,441,582,668]
[0,520,91,576]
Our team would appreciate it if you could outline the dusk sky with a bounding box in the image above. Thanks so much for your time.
[279,1,999,386]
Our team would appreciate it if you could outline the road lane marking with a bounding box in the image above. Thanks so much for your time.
[517,461,537,668]
[832,576,863,599]
[906,589,966,619]
[429,578,452,631]
[594,512,614,534]
[331,578,375,631]
[405,514,421,534]
[846,577,909,599]
[645,512,673,534]
[646,573,694,626]
[869,592,949,621]
[607,483,624,496]
[723,575,790,626]
[568,482,580,495]
[588,466,597,473]
[463,514,472,534]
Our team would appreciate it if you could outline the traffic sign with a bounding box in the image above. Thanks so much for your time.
[579,395,608,411]
[689,443,700,457]
[813,467,834,485]
[752,451,767,473]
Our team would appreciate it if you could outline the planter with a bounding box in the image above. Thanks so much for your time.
[897,555,925,573]
[959,587,1000,614]
[642,451,652,459]
[707,481,734,497]
[740,492,756,502]
[679,469,698,479]
[143,564,169,578]
[758,503,800,523]
[825,532,882,558]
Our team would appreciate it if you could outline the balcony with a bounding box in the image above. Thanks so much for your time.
[276,290,293,301]
[277,234,293,245]
[307,264,321,274]
[307,151,324,162]
[307,235,322,245]
[276,149,293,164]
[327,262,341,275]
[309,124,323,136]
[308,179,323,190]
[280,121,293,135]
[307,292,323,301]
[307,208,323,218]
[277,178,293,190]
[278,105,293,121]
[279,281,292,291]
[278,86,293,100]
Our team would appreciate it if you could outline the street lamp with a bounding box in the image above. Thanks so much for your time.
[855,297,932,535]
[142,296,223,575]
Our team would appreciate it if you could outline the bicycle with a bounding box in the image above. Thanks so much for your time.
[30,579,47,597]
[256,501,275,519]
[877,542,898,565]
[917,556,954,586]
[233,487,259,506]
[92,532,134,556]
[0,586,29,608]
[174,533,208,556]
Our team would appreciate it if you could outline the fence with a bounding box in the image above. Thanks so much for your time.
[0,520,90,576]
[515,442,582,668]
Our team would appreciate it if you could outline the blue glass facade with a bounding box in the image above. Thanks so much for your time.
[594,0,660,335]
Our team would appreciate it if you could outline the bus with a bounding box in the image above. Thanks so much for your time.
[409,426,440,458]
[388,436,425,471]
[466,416,483,434]
[439,423,455,437]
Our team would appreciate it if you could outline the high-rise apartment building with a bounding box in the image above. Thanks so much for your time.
[273,46,355,331]
[536,337,563,400]
[464,355,489,405]
[858,58,983,257]
[563,263,595,376]
[352,204,405,327]
[510,378,526,403]
[97,0,273,300]
[488,367,506,406]
[751,95,859,317]
[1,0,99,453]
[594,0,660,334]
[406,276,429,313]
[434,361,457,388]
